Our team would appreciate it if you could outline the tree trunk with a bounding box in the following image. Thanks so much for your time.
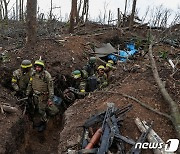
[77,0,82,23]
[85,0,89,22]
[3,0,8,20]
[26,0,37,49]
[69,0,77,33]
[129,0,137,29]
[19,0,22,20]
[21,0,24,21]
[49,0,53,20]
[117,8,120,27]
[0,0,3,20]
[123,0,128,26]
[149,43,180,140]
[16,0,18,20]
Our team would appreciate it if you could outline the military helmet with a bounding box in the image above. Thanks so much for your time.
[106,63,112,68]
[72,70,81,79]
[34,60,45,67]
[108,60,114,65]
[89,57,96,64]
[21,60,32,69]
[97,65,105,70]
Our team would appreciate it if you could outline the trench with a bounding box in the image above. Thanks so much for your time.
[1,72,73,154]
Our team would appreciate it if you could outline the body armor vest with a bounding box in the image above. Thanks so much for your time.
[32,72,48,93]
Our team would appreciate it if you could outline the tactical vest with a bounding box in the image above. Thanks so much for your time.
[32,72,48,93]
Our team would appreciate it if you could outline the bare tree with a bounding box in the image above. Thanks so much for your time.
[77,0,82,22]
[160,9,171,28]
[170,8,180,26]
[0,0,3,20]
[123,0,128,26]
[3,0,10,20]
[103,1,108,24]
[69,0,77,33]
[19,0,24,21]
[81,0,89,22]
[129,0,137,29]
[49,0,53,20]
[16,0,18,20]
[117,8,121,27]
[26,0,37,49]
[141,6,150,24]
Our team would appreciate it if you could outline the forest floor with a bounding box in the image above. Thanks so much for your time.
[0,22,179,154]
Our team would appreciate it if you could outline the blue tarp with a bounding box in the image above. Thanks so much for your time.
[119,42,138,62]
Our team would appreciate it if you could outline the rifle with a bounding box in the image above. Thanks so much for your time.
[83,104,132,128]
[97,103,114,154]
[17,96,34,118]
[68,87,87,96]
[129,122,153,154]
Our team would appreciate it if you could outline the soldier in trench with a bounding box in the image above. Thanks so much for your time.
[11,59,33,98]
[26,60,59,132]
[96,65,108,89]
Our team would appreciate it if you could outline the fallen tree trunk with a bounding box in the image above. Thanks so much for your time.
[0,103,18,113]
[135,117,168,154]
[148,43,180,140]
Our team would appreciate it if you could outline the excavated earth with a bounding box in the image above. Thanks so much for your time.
[0,23,179,153]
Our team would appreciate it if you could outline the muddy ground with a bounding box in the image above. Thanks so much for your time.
[0,23,179,153]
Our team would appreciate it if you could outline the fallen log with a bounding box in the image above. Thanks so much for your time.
[0,103,18,113]
[135,117,170,154]
[148,43,180,140]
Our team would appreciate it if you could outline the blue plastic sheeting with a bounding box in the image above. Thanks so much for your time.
[53,95,63,106]
[107,54,118,63]
[119,42,138,62]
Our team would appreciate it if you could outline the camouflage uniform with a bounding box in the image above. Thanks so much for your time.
[12,60,33,97]
[12,68,33,95]
[105,61,116,82]
[96,65,108,89]
[83,57,96,77]
[73,78,87,94]
[97,73,108,89]
[26,69,54,125]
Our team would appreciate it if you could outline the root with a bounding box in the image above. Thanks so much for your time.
[95,90,171,120]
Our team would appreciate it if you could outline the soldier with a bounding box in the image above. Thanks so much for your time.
[26,60,57,132]
[63,70,87,103]
[83,57,98,91]
[96,65,108,89]
[105,60,116,82]
[11,59,33,98]
[83,57,96,76]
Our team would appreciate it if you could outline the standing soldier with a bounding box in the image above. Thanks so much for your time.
[11,59,33,98]
[83,57,96,76]
[26,60,56,132]
[83,57,98,91]
[96,65,108,89]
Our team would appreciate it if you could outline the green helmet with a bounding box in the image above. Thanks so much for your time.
[89,57,96,64]
[21,60,32,69]
[72,70,81,79]
[34,60,45,67]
